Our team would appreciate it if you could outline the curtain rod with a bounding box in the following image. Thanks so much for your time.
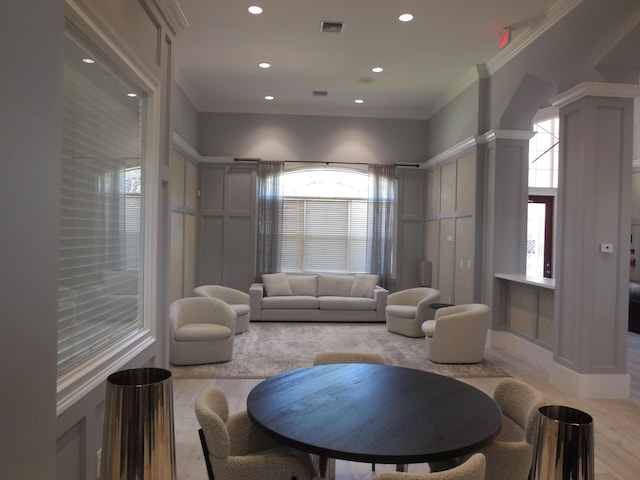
[234,158,420,167]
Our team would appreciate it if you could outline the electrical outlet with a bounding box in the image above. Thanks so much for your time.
[600,243,614,253]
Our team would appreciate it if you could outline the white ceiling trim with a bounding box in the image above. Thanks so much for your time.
[486,0,584,75]
[153,0,189,35]
[430,0,583,118]
[550,82,640,108]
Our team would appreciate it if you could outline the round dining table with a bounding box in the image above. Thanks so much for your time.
[246,363,502,470]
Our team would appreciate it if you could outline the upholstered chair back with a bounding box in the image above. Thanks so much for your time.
[195,386,231,459]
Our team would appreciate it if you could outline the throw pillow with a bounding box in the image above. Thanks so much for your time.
[350,274,379,298]
[262,273,292,297]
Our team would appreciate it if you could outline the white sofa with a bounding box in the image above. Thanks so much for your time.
[249,273,388,322]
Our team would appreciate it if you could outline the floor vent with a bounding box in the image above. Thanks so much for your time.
[320,21,344,33]
[313,91,328,97]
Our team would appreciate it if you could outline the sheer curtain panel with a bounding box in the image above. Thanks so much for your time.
[367,164,395,287]
[256,161,284,278]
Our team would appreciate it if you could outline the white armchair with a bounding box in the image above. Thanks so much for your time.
[385,287,441,337]
[421,303,490,364]
[194,285,251,333]
[169,297,235,365]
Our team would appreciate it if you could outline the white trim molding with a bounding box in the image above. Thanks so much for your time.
[550,82,640,108]
[153,0,189,35]
[490,330,631,399]
[423,136,477,169]
[477,129,536,143]
[172,132,201,162]
[549,362,630,399]
[429,0,583,117]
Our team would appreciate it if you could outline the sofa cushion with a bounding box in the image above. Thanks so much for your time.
[263,296,319,309]
[318,275,354,297]
[319,296,377,311]
[287,275,318,296]
[350,274,379,298]
[262,273,292,297]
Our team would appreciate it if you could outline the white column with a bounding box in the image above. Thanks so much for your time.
[550,82,640,398]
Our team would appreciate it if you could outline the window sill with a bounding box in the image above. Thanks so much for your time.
[56,329,155,416]
[494,273,555,290]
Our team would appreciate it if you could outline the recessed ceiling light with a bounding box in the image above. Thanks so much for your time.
[248,5,263,15]
[127,93,137,97]
[372,67,383,73]
[265,95,274,100]
[258,62,271,69]
[354,99,365,104]
[399,13,414,22]
[82,58,95,64]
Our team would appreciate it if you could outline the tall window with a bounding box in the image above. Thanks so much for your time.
[280,168,385,274]
[529,117,559,188]
[58,23,146,376]
[527,115,559,278]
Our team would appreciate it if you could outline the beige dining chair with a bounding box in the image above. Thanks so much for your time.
[373,453,486,480]
[477,378,545,480]
[193,284,251,333]
[195,386,318,480]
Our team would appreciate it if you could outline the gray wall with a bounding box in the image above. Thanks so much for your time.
[0,1,64,477]
[198,112,428,164]
[0,1,177,479]
[425,82,481,158]
[173,83,199,148]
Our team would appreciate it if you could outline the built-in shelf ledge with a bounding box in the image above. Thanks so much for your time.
[495,273,555,289]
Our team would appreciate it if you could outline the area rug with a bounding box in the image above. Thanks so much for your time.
[170,322,510,379]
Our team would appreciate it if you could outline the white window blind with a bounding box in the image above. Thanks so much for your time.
[281,197,368,273]
[58,23,145,376]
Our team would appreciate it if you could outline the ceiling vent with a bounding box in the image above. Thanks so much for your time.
[320,21,344,33]
[313,90,328,97]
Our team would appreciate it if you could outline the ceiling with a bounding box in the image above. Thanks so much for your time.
[174,0,573,120]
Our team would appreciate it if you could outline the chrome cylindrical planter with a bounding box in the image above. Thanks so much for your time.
[101,368,176,480]
[530,405,594,480]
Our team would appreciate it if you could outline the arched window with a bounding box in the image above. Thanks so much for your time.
[280,168,373,273]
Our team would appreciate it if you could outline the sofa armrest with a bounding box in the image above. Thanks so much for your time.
[249,283,264,320]
[373,286,389,321]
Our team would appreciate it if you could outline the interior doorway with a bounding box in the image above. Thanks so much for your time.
[527,195,553,278]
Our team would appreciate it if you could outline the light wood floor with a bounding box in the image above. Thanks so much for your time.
[173,332,640,480]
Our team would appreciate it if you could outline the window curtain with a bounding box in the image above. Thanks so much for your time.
[367,164,395,288]
[256,161,285,279]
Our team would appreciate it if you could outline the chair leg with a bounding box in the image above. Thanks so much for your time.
[198,428,215,480]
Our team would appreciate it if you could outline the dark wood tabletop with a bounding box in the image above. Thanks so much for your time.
[246,363,502,465]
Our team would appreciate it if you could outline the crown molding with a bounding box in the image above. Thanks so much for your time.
[550,82,640,108]
[427,0,583,118]
[487,0,583,75]
[153,0,189,35]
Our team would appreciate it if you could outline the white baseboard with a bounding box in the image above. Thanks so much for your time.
[488,331,630,399]
[548,362,630,399]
